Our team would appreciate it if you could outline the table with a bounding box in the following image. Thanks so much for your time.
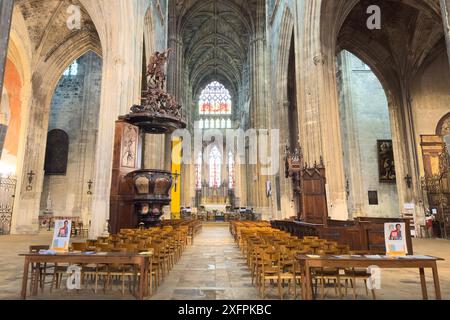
[20,252,152,300]
[296,255,444,300]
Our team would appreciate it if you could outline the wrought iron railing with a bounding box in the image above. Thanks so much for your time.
[0,175,17,235]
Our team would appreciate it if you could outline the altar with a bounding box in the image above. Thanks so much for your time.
[202,204,227,213]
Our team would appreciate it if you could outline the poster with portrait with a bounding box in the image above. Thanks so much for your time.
[377,140,396,183]
[51,220,72,252]
[384,223,407,256]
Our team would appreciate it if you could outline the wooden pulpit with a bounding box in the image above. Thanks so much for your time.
[109,120,142,234]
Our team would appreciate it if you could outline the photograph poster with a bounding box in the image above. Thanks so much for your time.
[51,219,72,252]
[384,222,407,256]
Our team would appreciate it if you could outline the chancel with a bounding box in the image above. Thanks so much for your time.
[0,0,450,301]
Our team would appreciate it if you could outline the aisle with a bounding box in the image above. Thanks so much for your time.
[149,223,260,300]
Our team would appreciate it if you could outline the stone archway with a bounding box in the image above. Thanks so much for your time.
[437,113,450,137]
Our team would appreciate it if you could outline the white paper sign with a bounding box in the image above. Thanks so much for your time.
[51,219,72,252]
[384,222,407,256]
[403,203,415,210]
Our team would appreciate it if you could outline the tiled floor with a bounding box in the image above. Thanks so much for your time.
[1,223,450,300]
[149,223,260,300]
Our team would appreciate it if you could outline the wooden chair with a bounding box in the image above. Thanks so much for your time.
[71,242,87,252]
[29,245,53,293]
[259,250,282,299]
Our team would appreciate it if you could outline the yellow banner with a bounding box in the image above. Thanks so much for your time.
[171,137,182,220]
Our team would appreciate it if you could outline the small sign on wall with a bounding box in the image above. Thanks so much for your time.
[404,203,415,210]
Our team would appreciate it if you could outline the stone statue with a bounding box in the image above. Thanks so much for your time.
[44,191,53,215]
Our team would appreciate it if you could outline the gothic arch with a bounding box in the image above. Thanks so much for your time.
[437,113,450,136]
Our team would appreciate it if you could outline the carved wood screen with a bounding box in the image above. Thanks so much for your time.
[420,121,450,238]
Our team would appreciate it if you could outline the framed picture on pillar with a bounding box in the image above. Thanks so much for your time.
[121,124,138,168]
[377,140,396,183]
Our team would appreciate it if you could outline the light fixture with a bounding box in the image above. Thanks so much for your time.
[26,170,35,191]
[405,174,412,189]
[87,179,93,195]
[173,171,180,192]
[0,161,16,178]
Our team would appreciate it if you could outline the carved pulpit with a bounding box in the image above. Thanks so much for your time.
[109,49,186,233]
[285,146,329,225]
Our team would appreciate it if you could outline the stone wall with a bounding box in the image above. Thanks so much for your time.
[40,51,102,224]
[411,51,450,177]
[338,51,400,218]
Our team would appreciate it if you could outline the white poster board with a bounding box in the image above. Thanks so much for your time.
[51,219,72,252]
[384,222,407,256]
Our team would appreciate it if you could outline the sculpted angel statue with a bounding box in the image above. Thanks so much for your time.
[147,49,173,90]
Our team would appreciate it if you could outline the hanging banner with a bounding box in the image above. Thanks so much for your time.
[51,219,72,252]
[384,222,407,256]
[171,137,182,219]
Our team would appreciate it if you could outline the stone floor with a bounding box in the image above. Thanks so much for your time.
[1,223,450,300]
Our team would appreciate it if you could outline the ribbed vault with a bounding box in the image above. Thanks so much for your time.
[176,0,256,103]
[15,0,100,62]
[334,0,444,95]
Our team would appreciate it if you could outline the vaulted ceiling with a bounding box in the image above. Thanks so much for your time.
[15,0,100,62]
[337,0,444,93]
[175,0,257,99]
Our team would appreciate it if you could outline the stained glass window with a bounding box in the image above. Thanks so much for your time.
[209,146,221,188]
[199,81,232,115]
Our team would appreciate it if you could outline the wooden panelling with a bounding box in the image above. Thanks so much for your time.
[271,217,414,254]
[109,120,141,234]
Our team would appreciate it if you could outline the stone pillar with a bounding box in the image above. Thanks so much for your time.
[248,0,277,220]
[0,0,13,104]
[0,0,13,157]
[389,87,426,230]
[80,0,147,237]
[295,0,348,220]
[337,52,364,218]
[278,100,296,219]
[167,1,188,205]
[142,3,166,173]
[440,0,450,68]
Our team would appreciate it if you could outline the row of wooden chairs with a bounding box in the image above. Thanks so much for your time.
[231,221,375,300]
[30,220,202,297]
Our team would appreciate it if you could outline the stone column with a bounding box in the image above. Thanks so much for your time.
[0,0,13,104]
[295,0,349,220]
[80,0,147,237]
[337,52,364,218]
[167,2,189,205]
[389,86,426,231]
[249,0,278,220]
[0,0,13,157]
[440,0,450,68]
